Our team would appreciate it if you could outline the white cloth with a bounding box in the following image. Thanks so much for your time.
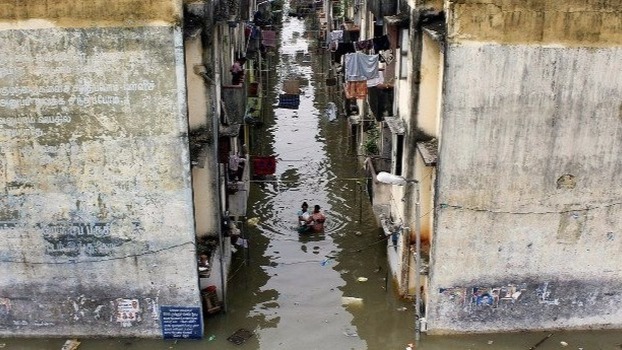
[344,52,379,82]
[329,30,343,42]
[367,70,385,87]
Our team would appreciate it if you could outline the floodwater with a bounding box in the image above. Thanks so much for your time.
[6,7,622,350]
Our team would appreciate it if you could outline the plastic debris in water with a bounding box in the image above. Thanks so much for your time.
[247,217,260,227]
[325,102,337,121]
[208,335,216,341]
[560,341,568,347]
[357,277,368,282]
[321,258,331,266]
[341,296,363,306]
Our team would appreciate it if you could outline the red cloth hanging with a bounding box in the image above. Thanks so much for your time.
[252,156,276,176]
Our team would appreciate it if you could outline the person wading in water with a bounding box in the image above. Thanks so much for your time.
[305,205,326,232]
[297,202,311,233]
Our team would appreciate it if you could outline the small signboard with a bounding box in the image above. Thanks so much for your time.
[160,306,203,339]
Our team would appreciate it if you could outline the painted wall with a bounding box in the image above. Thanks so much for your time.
[0,0,203,337]
[429,1,622,334]
[418,32,442,138]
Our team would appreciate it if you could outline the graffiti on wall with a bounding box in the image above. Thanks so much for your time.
[39,221,144,257]
[0,295,161,328]
[440,282,559,308]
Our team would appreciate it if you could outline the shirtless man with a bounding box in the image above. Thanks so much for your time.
[306,205,326,232]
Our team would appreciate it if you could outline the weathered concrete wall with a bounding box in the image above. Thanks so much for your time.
[0,0,202,337]
[446,0,622,46]
[428,1,622,334]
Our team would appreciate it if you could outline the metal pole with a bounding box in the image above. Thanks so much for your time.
[414,181,421,341]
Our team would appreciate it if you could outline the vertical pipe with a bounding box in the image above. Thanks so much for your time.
[414,182,421,341]
[214,72,228,313]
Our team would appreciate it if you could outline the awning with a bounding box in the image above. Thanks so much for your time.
[416,139,438,166]
[384,13,409,27]
[384,116,405,135]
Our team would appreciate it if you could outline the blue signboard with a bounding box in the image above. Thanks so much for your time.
[160,306,203,339]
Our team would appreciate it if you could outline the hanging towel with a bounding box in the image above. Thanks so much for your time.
[344,52,379,81]
[344,81,368,99]
[262,30,277,47]
[367,70,384,87]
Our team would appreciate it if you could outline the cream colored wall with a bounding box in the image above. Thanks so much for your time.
[418,33,442,138]
[429,1,622,333]
[185,36,208,129]
[0,0,202,337]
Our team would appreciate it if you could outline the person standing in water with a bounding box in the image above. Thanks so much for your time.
[297,202,310,233]
[306,205,326,232]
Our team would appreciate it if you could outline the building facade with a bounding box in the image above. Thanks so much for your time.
[353,0,622,335]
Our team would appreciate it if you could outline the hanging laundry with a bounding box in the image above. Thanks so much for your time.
[354,39,373,51]
[344,52,379,82]
[334,42,355,64]
[282,80,300,95]
[344,81,368,99]
[262,30,277,47]
[367,70,385,87]
[379,49,395,64]
[373,35,391,51]
[329,30,344,42]
[277,94,300,109]
[252,156,277,176]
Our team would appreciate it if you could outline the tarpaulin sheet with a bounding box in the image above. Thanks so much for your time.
[277,94,300,109]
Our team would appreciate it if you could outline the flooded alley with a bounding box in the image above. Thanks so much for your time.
[4,3,622,350]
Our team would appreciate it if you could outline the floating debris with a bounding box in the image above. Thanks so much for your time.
[341,296,363,306]
[61,339,80,350]
[247,217,260,227]
[357,277,368,282]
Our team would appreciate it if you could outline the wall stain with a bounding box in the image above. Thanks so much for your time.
[0,0,181,28]
[447,0,622,46]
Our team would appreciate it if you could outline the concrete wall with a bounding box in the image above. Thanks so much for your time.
[428,0,622,334]
[0,0,203,337]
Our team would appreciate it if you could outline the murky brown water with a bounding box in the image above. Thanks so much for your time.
[5,6,622,350]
